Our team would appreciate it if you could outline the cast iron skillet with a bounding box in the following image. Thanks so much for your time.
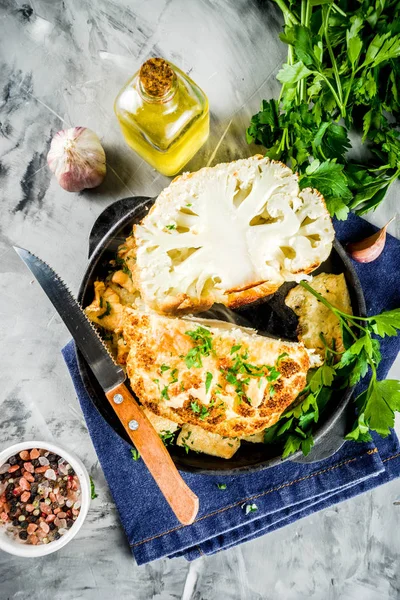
[77,197,366,475]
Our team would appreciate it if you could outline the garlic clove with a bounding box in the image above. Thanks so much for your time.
[346,217,395,263]
[47,127,106,192]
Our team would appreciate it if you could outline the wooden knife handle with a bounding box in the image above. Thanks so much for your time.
[105,382,199,525]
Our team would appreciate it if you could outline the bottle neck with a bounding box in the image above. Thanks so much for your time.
[138,57,177,104]
[138,76,177,104]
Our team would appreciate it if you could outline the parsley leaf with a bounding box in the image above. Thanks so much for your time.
[97,301,112,320]
[130,448,140,461]
[184,326,213,369]
[217,483,227,490]
[300,281,400,445]
[190,400,209,420]
[230,344,242,354]
[89,476,98,500]
[190,401,200,414]
[370,309,400,337]
[277,352,289,364]
[205,371,213,394]
[276,61,313,85]
[299,160,352,220]
[199,406,210,420]
[243,503,258,515]
[282,435,303,459]
[161,386,170,401]
[159,430,176,446]
[247,1,400,215]
[169,368,179,384]
[309,364,336,391]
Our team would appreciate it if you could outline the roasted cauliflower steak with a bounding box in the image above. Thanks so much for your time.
[134,155,334,315]
[123,308,311,438]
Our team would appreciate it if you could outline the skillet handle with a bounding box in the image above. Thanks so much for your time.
[105,382,199,525]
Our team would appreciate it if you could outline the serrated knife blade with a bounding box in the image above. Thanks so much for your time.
[14,246,125,392]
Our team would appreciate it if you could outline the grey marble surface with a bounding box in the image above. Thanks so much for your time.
[1,0,400,598]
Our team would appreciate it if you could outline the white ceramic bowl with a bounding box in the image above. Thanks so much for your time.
[0,440,91,557]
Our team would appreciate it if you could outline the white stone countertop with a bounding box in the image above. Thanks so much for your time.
[0,0,399,598]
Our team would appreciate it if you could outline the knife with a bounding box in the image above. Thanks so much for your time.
[14,246,199,526]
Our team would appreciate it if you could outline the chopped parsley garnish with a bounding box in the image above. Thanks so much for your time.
[266,367,281,382]
[122,264,131,276]
[99,296,103,308]
[89,476,98,499]
[170,368,179,384]
[130,448,140,461]
[190,400,209,420]
[165,224,176,230]
[222,349,280,405]
[230,344,242,355]
[205,371,213,394]
[161,386,170,401]
[199,406,210,420]
[190,401,200,414]
[159,430,176,446]
[277,352,289,364]
[244,503,258,515]
[97,300,112,320]
[181,430,192,454]
[159,366,178,394]
[186,203,192,207]
[217,483,227,490]
[184,326,213,369]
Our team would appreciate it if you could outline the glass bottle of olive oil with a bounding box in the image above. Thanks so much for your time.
[114,58,209,176]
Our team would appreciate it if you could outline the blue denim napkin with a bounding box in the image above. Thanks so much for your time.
[62,214,400,565]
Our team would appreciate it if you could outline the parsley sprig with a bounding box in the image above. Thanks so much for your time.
[299,281,400,441]
[264,363,333,458]
[264,281,400,457]
[247,0,400,217]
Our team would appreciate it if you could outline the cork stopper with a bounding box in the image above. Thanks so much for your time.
[139,58,176,98]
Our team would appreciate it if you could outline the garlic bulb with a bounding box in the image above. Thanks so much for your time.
[347,217,395,263]
[47,127,106,192]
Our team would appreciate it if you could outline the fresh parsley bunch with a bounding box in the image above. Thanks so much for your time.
[247,0,400,217]
[265,282,400,458]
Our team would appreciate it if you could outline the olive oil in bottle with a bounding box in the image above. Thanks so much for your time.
[114,58,209,176]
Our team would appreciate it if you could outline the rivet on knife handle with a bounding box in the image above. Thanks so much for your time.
[105,382,199,526]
